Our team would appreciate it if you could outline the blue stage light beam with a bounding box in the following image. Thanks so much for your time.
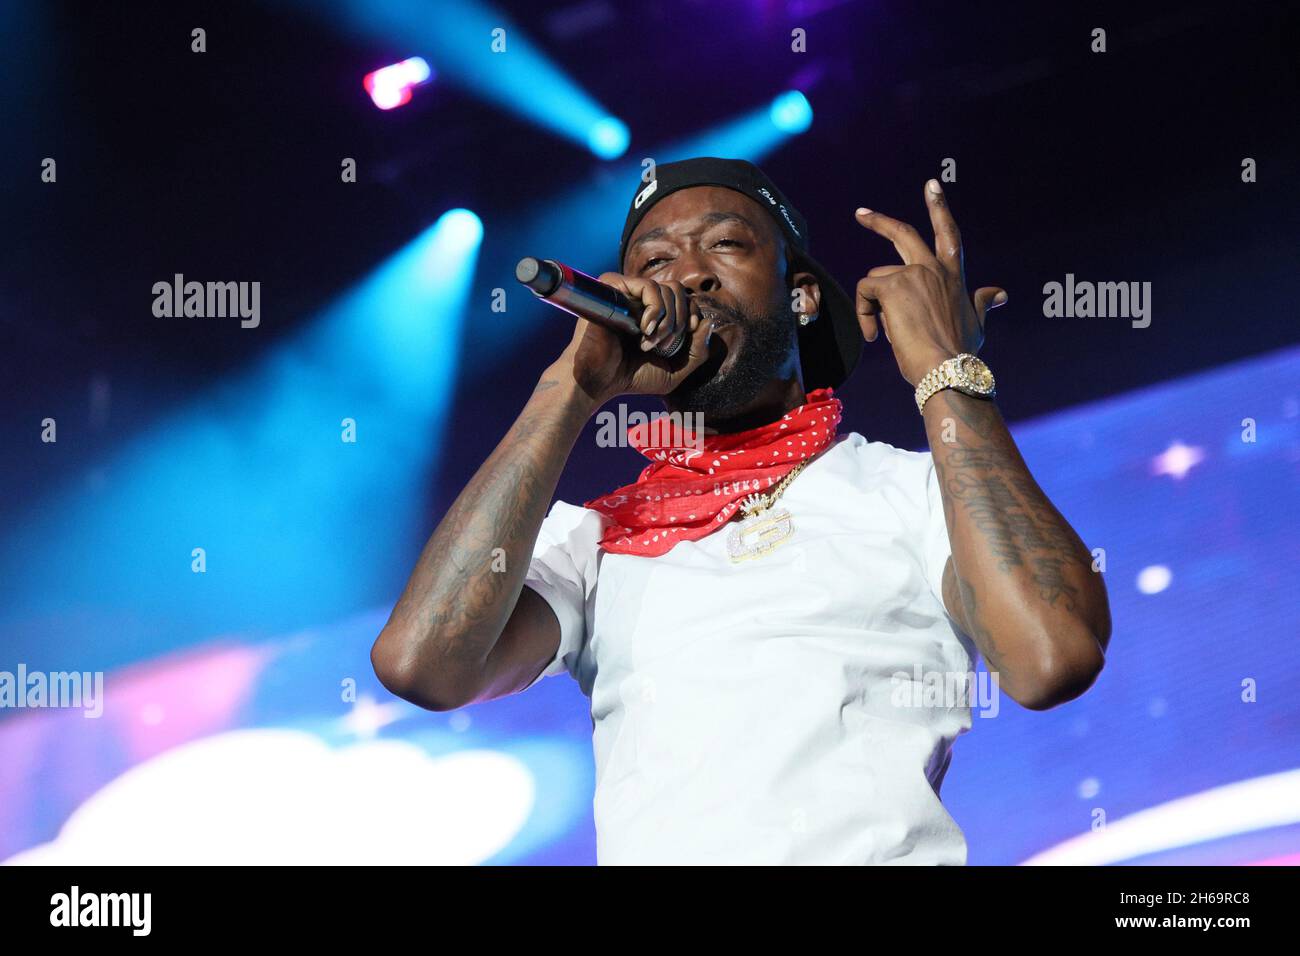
[770,90,813,133]
[295,0,629,158]
[587,116,630,160]
[0,211,483,670]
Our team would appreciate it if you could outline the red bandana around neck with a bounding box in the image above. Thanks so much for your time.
[583,387,843,557]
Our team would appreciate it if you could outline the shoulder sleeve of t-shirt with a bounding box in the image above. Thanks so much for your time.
[520,499,605,691]
[921,452,954,613]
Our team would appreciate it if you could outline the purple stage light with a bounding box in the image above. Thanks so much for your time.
[363,57,433,111]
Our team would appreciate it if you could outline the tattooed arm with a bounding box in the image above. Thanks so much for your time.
[372,278,710,710]
[370,371,595,710]
[925,390,1110,710]
[853,180,1109,711]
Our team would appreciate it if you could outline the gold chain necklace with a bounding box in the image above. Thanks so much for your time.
[725,457,813,563]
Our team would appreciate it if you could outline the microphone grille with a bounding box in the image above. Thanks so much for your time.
[653,329,687,359]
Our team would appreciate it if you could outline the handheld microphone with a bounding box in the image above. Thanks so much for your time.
[515,257,687,358]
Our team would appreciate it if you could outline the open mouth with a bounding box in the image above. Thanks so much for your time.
[697,308,726,327]
[674,299,740,387]
[694,298,739,328]
[705,314,740,340]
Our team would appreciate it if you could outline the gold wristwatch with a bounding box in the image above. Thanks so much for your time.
[914,353,996,414]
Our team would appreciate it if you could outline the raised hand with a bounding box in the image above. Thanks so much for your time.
[852,179,1007,386]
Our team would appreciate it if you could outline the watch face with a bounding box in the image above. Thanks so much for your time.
[957,355,995,393]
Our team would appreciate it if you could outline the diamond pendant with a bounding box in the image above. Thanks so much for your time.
[726,507,795,563]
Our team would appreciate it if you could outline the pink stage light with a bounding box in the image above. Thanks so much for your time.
[363,57,433,111]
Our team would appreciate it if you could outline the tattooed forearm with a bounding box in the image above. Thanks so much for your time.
[1026,554,1082,611]
[925,389,1110,704]
[934,403,1092,598]
[942,471,1026,571]
[945,388,1001,441]
[944,563,1011,674]
[375,371,597,699]
[942,464,1087,609]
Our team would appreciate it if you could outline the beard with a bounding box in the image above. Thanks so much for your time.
[667,295,796,418]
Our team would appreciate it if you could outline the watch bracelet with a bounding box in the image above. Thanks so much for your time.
[914,353,994,415]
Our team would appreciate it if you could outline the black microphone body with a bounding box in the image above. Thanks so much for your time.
[516,257,686,358]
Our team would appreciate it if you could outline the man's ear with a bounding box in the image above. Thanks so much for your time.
[788,270,822,323]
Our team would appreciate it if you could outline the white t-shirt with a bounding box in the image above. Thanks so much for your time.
[522,431,979,865]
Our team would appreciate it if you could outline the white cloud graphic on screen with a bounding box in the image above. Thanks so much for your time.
[5,728,536,865]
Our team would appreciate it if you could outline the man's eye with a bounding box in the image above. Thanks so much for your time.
[642,240,738,271]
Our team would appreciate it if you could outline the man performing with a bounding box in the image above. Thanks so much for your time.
[371,157,1112,864]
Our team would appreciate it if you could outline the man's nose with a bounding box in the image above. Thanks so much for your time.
[671,256,720,295]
